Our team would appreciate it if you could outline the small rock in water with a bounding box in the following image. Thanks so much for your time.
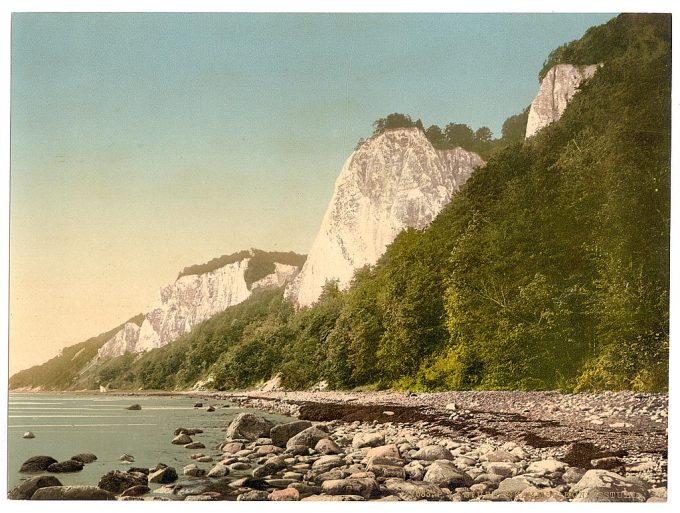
[98,470,147,494]
[148,465,178,484]
[183,464,206,477]
[172,433,192,445]
[23,431,35,439]
[71,453,97,464]
[382,411,395,416]
[126,404,142,410]
[269,488,301,501]
[194,402,203,408]
[119,453,135,463]
[47,460,84,473]
[184,442,205,449]
[207,405,216,412]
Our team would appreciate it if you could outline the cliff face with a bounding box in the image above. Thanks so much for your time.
[525,64,599,138]
[286,128,484,308]
[97,255,300,359]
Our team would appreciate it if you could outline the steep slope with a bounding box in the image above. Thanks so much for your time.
[9,314,144,390]
[286,128,484,307]
[525,64,599,138]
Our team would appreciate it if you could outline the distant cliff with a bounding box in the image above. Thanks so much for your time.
[97,250,303,359]
[525,64,599,138]
[286,128,484,307]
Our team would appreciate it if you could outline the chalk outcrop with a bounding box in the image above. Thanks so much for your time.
[525,64,599,138]
[286,128,484,308]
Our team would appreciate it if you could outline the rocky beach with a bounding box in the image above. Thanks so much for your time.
[9,390,668,502]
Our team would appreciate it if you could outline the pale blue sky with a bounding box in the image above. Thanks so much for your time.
[10,13,616,372]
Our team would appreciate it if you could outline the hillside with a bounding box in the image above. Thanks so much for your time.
[11,14,670,393]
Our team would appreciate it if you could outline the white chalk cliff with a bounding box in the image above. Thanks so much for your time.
[525,64,599,138]
[286,127,484,308]
[97,255,300,358]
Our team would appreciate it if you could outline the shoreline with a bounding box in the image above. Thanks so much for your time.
[9,389,668,501]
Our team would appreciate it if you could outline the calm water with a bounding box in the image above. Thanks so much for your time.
[8,393,293,491]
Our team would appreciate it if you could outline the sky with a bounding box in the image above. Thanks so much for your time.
[9,12,616,374]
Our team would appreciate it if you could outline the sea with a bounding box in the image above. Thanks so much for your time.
[7,392,293,492]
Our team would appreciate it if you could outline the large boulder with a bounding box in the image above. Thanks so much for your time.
[226,413,274,441]
[270,420,312,447]
[19,456,58,473]
[315,438,342,455]
[491,477,531,499]
[286,426,328,450]
[98,470,147,494]
[9,476,62,500]
[47,460,84,473]
[423,461,473,489]
[571,469,648,502]
[31,486,116,500]
[412,445,454,461]
[351,432,385,449]
[148,465,178,484]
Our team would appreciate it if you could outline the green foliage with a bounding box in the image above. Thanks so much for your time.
[178,249,306,284]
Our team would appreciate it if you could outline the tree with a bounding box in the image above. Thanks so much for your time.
[444,123,474,148]
[373,113,416,135]
[475,127,493,142]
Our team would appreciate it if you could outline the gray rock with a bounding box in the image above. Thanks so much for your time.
[31,485,115,500]
[286,426,328,450]
[315,438,342,455]
[229,462,251,471]
[571,469,648,502]
[171,433,192,445]
[148,466,178,484]
[287,482,321,497]
[184,442,205,449]
[352,432,385,449]
[23,431,35,439]
[20,456,58,473]
[311,455,345,473]
[184,494,213,501]
[207,464,229,478]
[485,450,521,463]
[9,475,62,499]
[119,453,135,463]
[270,420,313,447]
[526,459,567,475]
[321,477,379,499]
[562,466,587,484]
[491,477,531,499]
[183,464,206,477]
[404,460,426,480]
[301,494,366,501]
[237,490,269,501]
[413,445,454,461]
[47,460,84,473]
[71,453,97,464]
[253,455,287,478]
[98,470,147,494]
[120,485,150,497]
[126,404,142,410]
[366,456,405,479]
[423,460,473,489]
[226,413,274,441]
[383,478,447,501]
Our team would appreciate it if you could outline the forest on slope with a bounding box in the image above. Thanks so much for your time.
[12,14,670,393]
